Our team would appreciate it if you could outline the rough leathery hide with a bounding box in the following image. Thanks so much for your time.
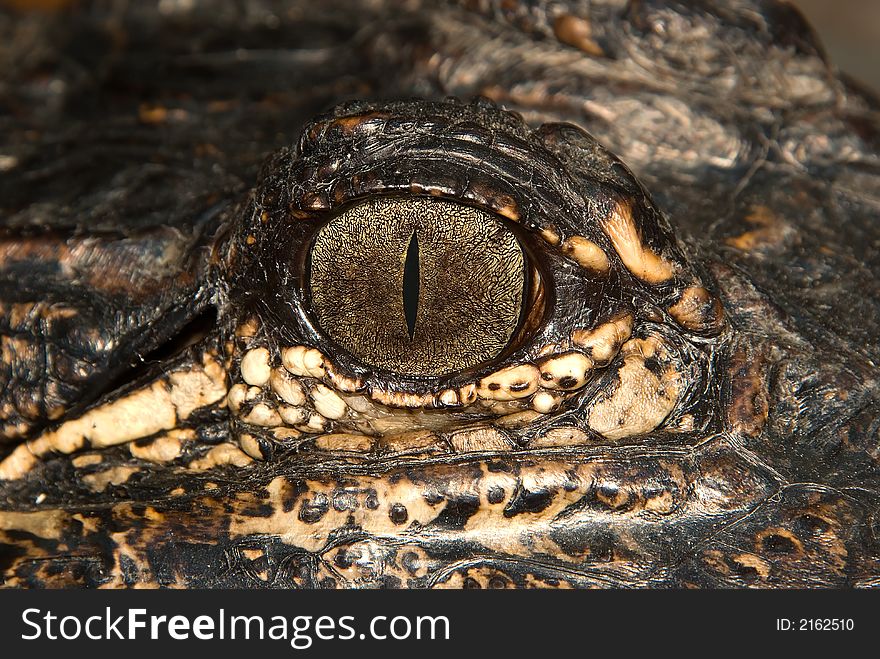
[4,444,871,589]
[0,0,879,588]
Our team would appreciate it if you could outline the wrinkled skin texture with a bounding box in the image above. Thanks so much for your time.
[0,0,879,588]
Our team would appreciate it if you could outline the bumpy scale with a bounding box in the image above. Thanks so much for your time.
[0,0,878,588]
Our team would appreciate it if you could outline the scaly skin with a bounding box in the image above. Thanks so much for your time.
[0,1,878,588]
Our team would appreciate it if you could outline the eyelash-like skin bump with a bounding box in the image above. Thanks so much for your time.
[0,0,877,590]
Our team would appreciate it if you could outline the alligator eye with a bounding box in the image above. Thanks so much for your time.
[308,196,527,377]
[220,98,723,450]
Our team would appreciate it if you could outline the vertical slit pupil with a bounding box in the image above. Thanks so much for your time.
[403,231,419,341]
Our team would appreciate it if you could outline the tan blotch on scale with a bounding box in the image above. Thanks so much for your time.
[128,429,193,463]
[311,384,348,420]
[448,427,511,452]
[601,202,676,284]
[0,354,228,481]
[315,433,372,452]
[240,347,271,386]
[537,352,593,390]
[561,236,610,273]
[279,405,308,426]
[242,403,282,427]
[667,285,725,333]
[226,383,248,414]
[270,367,306,405]
[282,346,326,378]
[587,335,681,440]
[369,389,433,408]
[189,443,253,470]
[476,364,540,401]
[271,427,301,441]
[572,314,634,365]
[302,414,327,432]
[234,317,259,338]
[324,363,364,393]
[531,391,561,414]
[238,434,264,460]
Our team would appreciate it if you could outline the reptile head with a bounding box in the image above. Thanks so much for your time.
[0,97,727,479]
[220,98,727,462]
[2,0,876,590]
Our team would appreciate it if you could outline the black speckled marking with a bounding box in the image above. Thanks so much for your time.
[487,486,506,504]
[298,493,330,524]
[429,495,481,530]
[503,486,553,517]
[389,503,409,525]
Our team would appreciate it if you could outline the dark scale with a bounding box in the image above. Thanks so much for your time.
[389,503,409,525]
[298,495,330,524]
[486,486,506,505]
[0,0,878,589]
